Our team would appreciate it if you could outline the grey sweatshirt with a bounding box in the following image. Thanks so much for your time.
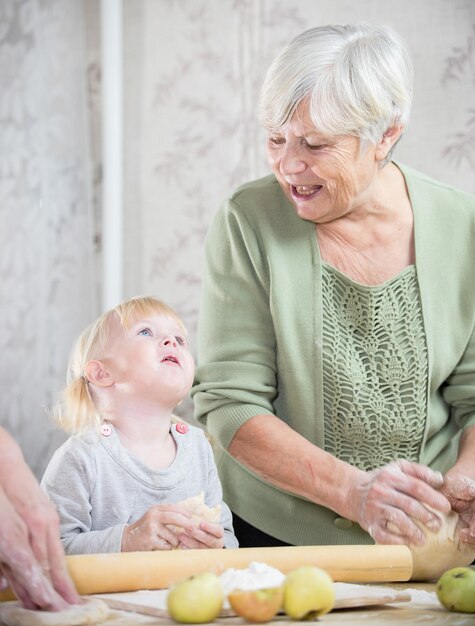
[41,422,238,553]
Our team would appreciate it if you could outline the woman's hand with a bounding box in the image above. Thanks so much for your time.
[0,487,79,611]
[0,430,80,610]
[121,504,194,551]
[347,460,451,545]
[441,472,475,545]
[177,521,225,550]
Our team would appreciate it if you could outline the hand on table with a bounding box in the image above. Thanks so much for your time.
[348,460,451,545]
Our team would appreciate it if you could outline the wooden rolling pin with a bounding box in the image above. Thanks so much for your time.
[0,544,412,600]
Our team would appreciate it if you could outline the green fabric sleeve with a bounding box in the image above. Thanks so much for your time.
[442,319,475,432]
[192,196,278,449]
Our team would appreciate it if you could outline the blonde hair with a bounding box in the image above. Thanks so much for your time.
[259,23,413,151]
[54,296,186,435]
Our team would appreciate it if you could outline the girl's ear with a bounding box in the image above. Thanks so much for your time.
[376,125,404,161]
[84,360,114,387]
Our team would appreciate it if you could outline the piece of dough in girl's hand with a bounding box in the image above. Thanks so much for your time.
[170,491,221,533]
[0,598,110,626]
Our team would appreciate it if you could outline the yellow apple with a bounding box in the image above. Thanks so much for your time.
[228,586,283,622]
[283,566,335,620]
[436,567,475,613]
[167,572,223,623]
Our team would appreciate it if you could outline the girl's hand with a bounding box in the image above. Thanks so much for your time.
[121,504,194,551]
[347,460,451,545]
[441,472,475,545]
[177,521,225,550]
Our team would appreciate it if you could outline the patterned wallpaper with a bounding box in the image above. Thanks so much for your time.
[0,0,96,476]
[1,0,474,477]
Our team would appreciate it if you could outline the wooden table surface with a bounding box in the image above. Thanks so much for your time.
[318,582,475,625]
[93,582,475,625]
[1,582,474,625]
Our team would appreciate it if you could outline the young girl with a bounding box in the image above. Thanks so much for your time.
[41,296,238,554]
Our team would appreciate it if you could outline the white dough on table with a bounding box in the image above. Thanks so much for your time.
[0,598,110,626]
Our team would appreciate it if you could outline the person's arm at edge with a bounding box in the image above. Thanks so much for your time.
[227,412,450,544]
[0,427,80,610]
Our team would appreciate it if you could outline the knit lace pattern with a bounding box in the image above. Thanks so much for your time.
[322,263,428,471]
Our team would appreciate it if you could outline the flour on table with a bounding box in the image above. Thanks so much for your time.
[219,561,285,596]
[219,561,285,610]
[0,598,110,626]
[402,588,439,607]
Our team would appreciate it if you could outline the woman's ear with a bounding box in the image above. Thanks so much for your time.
[376,125,404,161]
[84,360,114,387]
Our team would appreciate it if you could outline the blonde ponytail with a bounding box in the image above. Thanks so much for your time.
[53,375,102,434]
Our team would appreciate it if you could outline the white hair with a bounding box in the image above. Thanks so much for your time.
[259,23,413,147]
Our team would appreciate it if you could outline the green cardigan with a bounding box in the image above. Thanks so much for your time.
[192,163,475,546]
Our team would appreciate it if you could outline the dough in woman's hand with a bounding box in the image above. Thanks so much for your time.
[0,598,110,626]
[408,508,475,581]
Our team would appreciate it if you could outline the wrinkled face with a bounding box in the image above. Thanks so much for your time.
[266,103,381,224]
[103,312,195,409]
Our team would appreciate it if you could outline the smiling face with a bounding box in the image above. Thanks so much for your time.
[266,103,389,224]
[100,312,195,411]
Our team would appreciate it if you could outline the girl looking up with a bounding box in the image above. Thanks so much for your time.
[42,296,237,554]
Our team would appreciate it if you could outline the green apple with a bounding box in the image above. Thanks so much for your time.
[167,572,223,623]
[436,567,475,613]
[283,566,335,619]
[228,586,284,622]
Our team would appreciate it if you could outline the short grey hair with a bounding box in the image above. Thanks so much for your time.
[259,23,413,146]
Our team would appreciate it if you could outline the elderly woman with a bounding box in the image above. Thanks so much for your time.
[192,23,475,550]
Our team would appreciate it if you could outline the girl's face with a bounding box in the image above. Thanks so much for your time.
[266,103,385,224]
[102,312,195,410]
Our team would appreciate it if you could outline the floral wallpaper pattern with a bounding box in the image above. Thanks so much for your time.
[1,0,474,476]
[441,24,475,169]
[0,0,96,476]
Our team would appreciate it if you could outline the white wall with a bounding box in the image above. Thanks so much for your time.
[0,0,96,476]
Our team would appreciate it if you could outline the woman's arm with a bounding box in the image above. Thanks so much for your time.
[229,414,450,545]
[0,428,80,609]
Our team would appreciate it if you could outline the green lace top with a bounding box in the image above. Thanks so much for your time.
[322,262,428,471]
